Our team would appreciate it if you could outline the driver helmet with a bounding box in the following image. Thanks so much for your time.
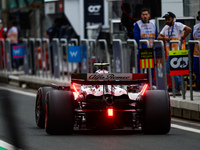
[95,69,109,74]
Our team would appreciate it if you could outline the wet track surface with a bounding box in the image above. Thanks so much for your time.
[0,85,200,150]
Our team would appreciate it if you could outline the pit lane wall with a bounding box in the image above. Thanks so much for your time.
[0,38,200,121]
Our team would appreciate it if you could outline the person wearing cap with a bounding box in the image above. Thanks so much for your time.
[157,12,191,96]
[190,11,200,91]
[134,8,158,85]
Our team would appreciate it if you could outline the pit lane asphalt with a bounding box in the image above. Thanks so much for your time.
[0,85,200,150]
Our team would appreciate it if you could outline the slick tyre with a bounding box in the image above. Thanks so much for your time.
[35,87,53,128]
[45,90,74,135]
[142,90,171,134]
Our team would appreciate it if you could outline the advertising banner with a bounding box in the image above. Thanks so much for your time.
[139,48,154,69]
[84,0,104,38]
[12,44,26,59]
[68,46,81,63]
[169,50,189,75]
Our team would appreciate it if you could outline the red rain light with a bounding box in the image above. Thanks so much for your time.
[107,108,114,117]
[141,84,148,96]
[73,83,79,95]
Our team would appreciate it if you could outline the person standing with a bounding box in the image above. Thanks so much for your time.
[45,18,61,43]
[134,8,158,48]
[44,18,61,74]
[0,19,7,69]
[190,11,200,91]
[134,8,158,85]
[157,12,191,95]
[3,20,19,70]
[4,20,18,44]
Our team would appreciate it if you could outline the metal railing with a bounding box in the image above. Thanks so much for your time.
[169,40,186,99]
[188,40,200,100]
[0,38,198,101]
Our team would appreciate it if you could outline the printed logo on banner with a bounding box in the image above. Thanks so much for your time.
[68,46,81,62]
[12,44,26,59]
[88,5,101,14]
[169,50,189,75]
[139,48,154,69]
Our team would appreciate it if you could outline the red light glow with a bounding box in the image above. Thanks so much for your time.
[107,108,114,117]
[141,84,148,96]
[73,83,79,95]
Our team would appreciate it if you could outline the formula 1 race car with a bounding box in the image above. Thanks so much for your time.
[35,63,171,135]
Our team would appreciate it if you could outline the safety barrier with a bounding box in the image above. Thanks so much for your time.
[169,40,186,99]
[97,39,110,72]
[153,40,167,91]
[0,38,198,101]
[114,39,168,90]
[5,39,12,72]
[28,38,36,75]
[0,39,6,72]
[188,40,200,100]
[88,39,97,73]
[127,39,138,73]
[60,38,68,80]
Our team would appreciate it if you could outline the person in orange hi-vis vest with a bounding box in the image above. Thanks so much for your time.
[190,11,200,91]
[134,8,158,86]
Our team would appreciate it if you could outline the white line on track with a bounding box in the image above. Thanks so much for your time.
[0,140,18,150]
[171,124,200,134]
[0,86,36,97]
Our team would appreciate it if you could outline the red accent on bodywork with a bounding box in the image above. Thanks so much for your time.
[132,73,148,80]
[73,83,79,96]
[141,84,148,96]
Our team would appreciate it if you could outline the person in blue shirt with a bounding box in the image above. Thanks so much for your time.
[45,18,61,43]
[190,11,200,91]
[134,8,158,85]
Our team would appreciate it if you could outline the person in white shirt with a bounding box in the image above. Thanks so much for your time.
[5,21,18,44]
[3,20,19,69]
[157,12,191,95]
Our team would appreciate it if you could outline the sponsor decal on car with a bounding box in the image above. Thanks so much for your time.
[87,73,132,81]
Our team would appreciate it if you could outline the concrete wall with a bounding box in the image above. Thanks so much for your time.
[162,0,183,17]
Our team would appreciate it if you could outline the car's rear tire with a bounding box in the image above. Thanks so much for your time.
[35,87,53,128]
[45,90,74,135]
[142,90,171,134]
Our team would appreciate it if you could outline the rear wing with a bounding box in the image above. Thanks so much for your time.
[71,73,148,85]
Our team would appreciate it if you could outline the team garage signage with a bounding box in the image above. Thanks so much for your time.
[169,50,189,75]
[84,0,104,38]
[139,48,154,69]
